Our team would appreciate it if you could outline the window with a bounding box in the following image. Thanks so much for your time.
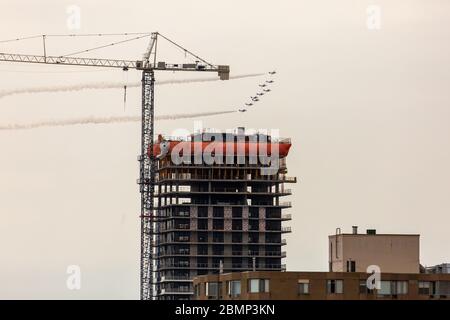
[198,207,208,217]
[213,207,224,218]
[232,207,242,218]
[232,233,242,243]
[359,280,374,294]
[395,281,408,295]
[346,260,356,272]
[197,245,208,255]
[327,280,343,294]
[198,232,208,242]
[436,281,450,296]
[248,279,270,293]
[206,282,219,299]
[419,281,431,295]
[298,280,310,295]
[378,281,392,296]
[227,280,241,298]
[378,281,408,296]
[213,220,224,230]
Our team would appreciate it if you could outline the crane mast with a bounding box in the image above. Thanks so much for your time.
[140,69,155,300]
[0,32,230,300]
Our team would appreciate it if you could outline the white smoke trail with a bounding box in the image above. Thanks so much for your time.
[0,110,237,131]
[0,73,265,99]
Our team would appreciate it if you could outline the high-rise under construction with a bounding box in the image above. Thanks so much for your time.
[153,128,295,300]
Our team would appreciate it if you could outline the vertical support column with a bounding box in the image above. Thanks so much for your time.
[259,208,266,267]
[190,206,198,230]
[242,207,249,231]
[140,70,156,300]
[224,207,232,265]
[258,207,266,231]
[208,207,213,230]
[224,207,232,231]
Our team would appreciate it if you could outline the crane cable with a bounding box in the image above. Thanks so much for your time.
[0,35,43,43]
[157,33,214,68]
[0,33,152,57]
[0,32,151,44]
[0,32,212,66]
[45,32,151,37]
[60,34,152,57]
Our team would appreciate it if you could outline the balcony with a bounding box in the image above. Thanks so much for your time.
[157,162,288,171]
[279,175,296,183]
[265,251,285,257]
[281,226,292,233]
[264,264,286,270]
[160,250,190,256]
[175,236,190,242]
[280,188,292,195]
[281,213,292,221]
[160,275,192,282]
[278,202,292,207]
[265,238,287,245]
[173,212,190,217]
[160,262,190,268]
[175,224,190,230]
[157,202,294,209]
[156,189,292,196]
[160,287,193,295]
[155,172,296,183]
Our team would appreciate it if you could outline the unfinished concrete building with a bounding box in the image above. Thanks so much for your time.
[153,128,295,299]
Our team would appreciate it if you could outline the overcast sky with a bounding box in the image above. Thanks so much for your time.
[1,0,450,299]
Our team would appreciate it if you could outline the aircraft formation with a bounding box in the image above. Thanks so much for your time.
[238,71,276,112]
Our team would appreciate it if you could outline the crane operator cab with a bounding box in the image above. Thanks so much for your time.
[195,60,206,70]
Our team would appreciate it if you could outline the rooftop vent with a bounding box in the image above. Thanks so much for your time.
[352,226,358,234]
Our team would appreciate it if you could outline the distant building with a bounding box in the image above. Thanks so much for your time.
[194,227,450,300]
[193,271,450,300]
[426,263,450,274]
[328,226,420,274]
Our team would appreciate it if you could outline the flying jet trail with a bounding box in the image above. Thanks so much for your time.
[0,110,237,131]
[0,73,265,99]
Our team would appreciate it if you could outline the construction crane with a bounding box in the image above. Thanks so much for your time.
[0,32,230,300]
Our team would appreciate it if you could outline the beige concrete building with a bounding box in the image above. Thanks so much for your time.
[328,227,420,274]
[193,228,449,300]
[194,271,450,300]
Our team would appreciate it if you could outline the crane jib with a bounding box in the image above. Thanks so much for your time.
[0,53,229,79]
